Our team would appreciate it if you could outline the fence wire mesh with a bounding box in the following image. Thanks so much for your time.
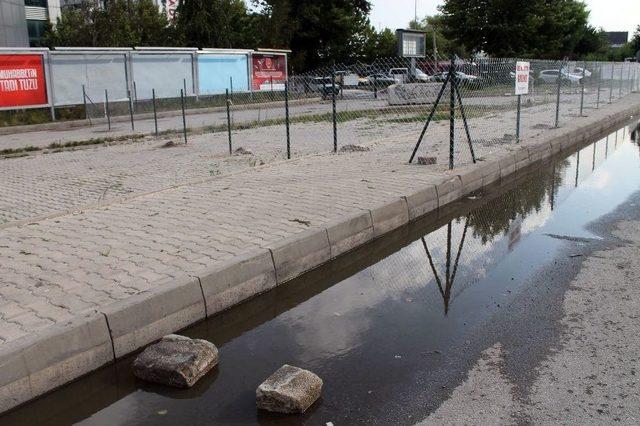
[76,56,639,168]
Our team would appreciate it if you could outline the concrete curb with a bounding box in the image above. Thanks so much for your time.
[101,274,206,359]
[268,228,332,284]
[0,311,113,413]
[1,101,638,414]
[197,249,277,317]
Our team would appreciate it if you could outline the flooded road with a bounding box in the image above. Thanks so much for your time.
[4,122,640,425]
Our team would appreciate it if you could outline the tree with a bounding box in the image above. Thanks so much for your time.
[45,0,177,47]
[252,0,372,70]
[438,0,603,59]
[174,0,258,48]
[412,15,469,58]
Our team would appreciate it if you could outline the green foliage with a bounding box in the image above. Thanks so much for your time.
[45,0,177,47]
[174,0,259,48]
[252,0,373,70]
[438,0,607,59]
[411,15,469,58]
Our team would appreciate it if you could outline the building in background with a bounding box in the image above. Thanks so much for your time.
[0,0,29,47]
[0,0,61,47]
[1,0,177,48]
[604,32,629,49]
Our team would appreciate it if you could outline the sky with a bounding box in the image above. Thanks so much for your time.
[370,0,640,40]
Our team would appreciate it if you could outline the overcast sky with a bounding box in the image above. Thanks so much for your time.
[370,0,639,39]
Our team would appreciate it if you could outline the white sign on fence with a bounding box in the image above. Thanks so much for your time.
[515,61,530,95]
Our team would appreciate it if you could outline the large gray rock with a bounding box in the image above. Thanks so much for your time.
[132,334,218,388]
[256,364,323,413]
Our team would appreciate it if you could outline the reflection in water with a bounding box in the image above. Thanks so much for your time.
[3,122,640,426]
[421,218,470,315]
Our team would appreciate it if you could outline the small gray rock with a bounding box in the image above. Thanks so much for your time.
[417,156,437,165]
[132,334,219,388]
[339,144,370,152]
[256,364,323,413]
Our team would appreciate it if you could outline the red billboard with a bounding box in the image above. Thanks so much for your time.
[251,53,287,91]
[0,54,48,108]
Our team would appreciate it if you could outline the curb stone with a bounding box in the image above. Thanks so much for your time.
[370,198,410,238]
[101,274,206,358]
[268,228,331,284]
[0,311,113,413]
[197,249,277,316]
[325,210,374,258]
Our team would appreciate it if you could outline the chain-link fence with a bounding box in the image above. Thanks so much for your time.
[130,55,635,166]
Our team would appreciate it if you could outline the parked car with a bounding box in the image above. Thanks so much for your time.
[359,73,396,86]
[431,71,479,83]
[414,68,432,82]
[308,77,342,98]
[571,67,592,77]
[538,69,582,85]
[388,67,431,83]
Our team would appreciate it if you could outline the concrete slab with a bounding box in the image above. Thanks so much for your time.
[325,210,374,258]
[457,166,484,195]
[198,249,277,316]
[269,228,331,284]
[405,185,438,222]
[0,312,113,413]
[101,275,206,358]
[370,198,410,238]
[436,176,463,207]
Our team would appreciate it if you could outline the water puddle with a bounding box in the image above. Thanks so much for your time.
[4,122,640,425]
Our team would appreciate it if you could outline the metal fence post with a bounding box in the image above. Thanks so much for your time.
[554,62,562,128]
[230,76,234,98]
[373,75,378,99]
[626,63,632,94]
[127,89,134,130]
[579,62,586,116]
[449,57,455,169]
[332,66,338,153]
[105,89,111,131]
[82,84,88,122]
[152,88,158,138]
[226,89,233,155]
[619,62,624,98]
[180,88,187,144]
[133,81,138,112]
[596,62,602,109]
[609,63,614,103]
[516,94,521,143]
[285,81,291,159]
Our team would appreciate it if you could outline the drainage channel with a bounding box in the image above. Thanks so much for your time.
[3,122,640,425]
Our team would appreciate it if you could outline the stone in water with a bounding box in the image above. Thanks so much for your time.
[256,364,323,413]
[132,334,219,388]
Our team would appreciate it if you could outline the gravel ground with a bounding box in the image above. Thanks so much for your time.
[419,218,640,425]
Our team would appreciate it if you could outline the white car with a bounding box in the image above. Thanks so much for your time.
[538,69,582,85]
[567,67,592,78]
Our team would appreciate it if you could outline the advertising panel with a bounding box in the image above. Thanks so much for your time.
[198,54,249,95]
[0,54,48,108]
[50,53,128,106]
[251,53,287,91]
[131,53,194,100]
[515,61,530,95]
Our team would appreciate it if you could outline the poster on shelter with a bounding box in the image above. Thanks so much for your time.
[251,53,287,91]
[515,61,530,95]
[0,54,48,108]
